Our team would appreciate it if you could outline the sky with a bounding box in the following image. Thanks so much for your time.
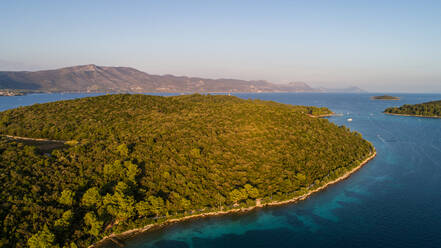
[1,0,440,92]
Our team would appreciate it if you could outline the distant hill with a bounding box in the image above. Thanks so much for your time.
[0,65,323,93]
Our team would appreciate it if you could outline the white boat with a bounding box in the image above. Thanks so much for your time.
[347,118,353,122]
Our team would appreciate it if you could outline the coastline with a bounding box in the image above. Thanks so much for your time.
[384,112,441,119]
[92,149,376,248]
[308,112,334,118]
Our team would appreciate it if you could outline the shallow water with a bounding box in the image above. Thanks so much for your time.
[2,93,441,248]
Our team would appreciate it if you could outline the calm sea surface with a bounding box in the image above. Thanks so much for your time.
[2,93,441,248]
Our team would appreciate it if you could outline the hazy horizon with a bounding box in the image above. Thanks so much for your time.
[1,0,440,93]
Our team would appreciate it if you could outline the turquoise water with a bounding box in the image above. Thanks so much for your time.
[2,93,441,248]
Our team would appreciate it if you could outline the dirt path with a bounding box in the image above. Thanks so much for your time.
[2,135,65,143]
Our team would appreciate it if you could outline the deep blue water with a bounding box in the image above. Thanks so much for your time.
[1,93,441,248]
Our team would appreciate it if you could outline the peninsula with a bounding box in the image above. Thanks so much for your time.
[371,95,400,100]
[0,94,374,247]
[384,100,441,118]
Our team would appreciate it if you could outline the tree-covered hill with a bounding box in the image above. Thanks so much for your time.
[384,100,441,117]
[0,94,373,247]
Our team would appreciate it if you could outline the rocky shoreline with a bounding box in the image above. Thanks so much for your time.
[92,150,376,248]
[384,112,441,119]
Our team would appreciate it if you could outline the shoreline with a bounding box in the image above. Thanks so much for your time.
[384,112,441,119]
[92,150,376,248]
[308,113,334,118]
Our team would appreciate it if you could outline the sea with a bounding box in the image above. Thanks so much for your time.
[1,93,441,248]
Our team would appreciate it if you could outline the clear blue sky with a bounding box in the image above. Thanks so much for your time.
[1,0,440,92]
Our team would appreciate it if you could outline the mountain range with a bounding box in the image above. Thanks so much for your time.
[0,64,365,93]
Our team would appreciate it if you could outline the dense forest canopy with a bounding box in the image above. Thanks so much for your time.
[384,100,441,117]
[0,94,373,247]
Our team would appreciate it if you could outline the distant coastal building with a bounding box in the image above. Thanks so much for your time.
[0,90,25,96]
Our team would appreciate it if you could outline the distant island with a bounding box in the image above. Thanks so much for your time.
[384,100,441,118]
[0,94,375,247]
[0,64,365,93]
[371,95,400,100]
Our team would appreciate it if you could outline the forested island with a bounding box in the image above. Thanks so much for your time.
[0,94,374,247]
[371,95,400,100]
[384,100,441,118]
